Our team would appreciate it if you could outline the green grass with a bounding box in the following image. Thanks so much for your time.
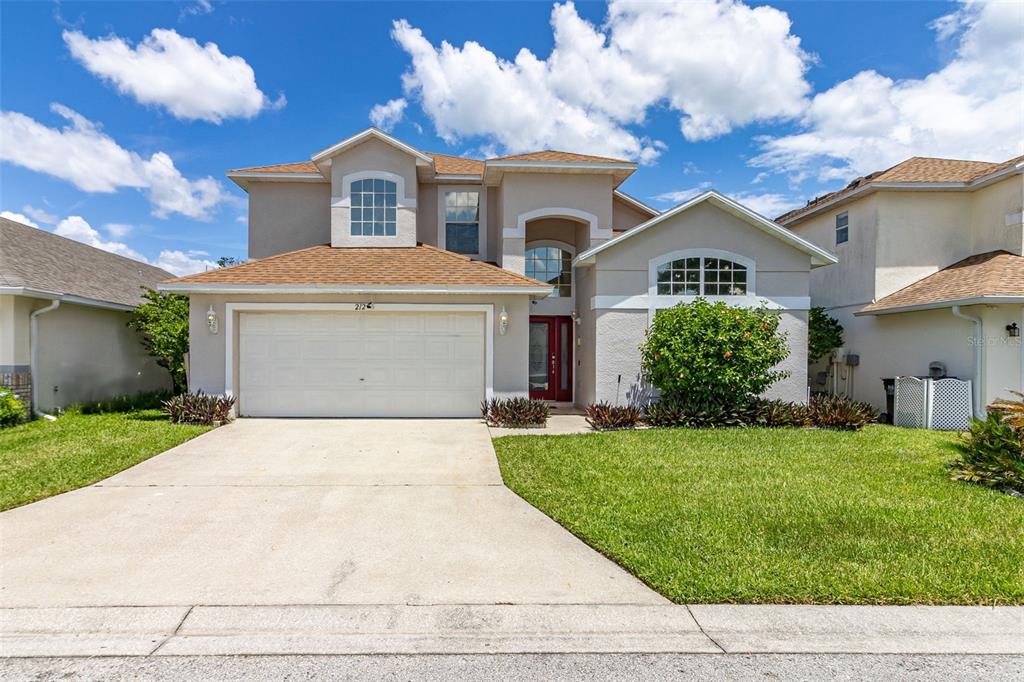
[494,425,1024,604]
[0,409,210,511]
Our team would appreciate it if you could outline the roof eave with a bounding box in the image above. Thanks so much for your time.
[0,286,135,311]
[856,295,1024,316]
[226,172,327,191]
[158,283,554,297]
[311,128,433,167]
[575,190,838,267]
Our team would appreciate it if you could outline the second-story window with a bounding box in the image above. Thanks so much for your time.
[655,256,748,296]
[444,191,480,255]
[526,246,572,297]
[350,178,397,236]
[835,211,849,245]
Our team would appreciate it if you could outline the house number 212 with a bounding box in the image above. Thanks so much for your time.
[354,302,374,311]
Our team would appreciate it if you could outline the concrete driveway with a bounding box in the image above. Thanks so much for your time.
[0,419,663,608]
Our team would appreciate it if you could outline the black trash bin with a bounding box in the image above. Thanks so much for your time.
[881,378,895,424]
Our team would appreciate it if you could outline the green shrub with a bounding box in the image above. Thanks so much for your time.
[164,392,235,425]
[481,397,549,428]
[751,398,812,428]
[808,394,878,431]
[808,306,844,363]
[644,397,755,428]
[0,386,26,428]
[640,299,790,415]
[585,402,643,431]
[79,389,173,414]
[951,411,1024,495]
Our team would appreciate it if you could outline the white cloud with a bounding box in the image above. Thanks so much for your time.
[652,182,712,204]
[104,222,133,238]
[752,0,1024,182]
[154,249,217,276]
[0,104,227,219]
[180,0,214,19]
[22,204,59,225]
[54,215,147,261]
[727,191,801,218]
[369,98,407,131]
[1,211,39,228]
[391,0,812,161]
[63,28,284,123]
[33,214,216,276]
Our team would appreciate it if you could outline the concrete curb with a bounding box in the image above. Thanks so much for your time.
[2,604,1021,657]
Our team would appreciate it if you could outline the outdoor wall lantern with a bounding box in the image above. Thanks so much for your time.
[207,306,219,334]
[1007,322,1020,338]
[498,306,510,335]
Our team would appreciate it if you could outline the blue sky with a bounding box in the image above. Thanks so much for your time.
[2,0,1021,274]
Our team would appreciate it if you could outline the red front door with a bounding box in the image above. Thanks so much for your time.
[528,315,573,402]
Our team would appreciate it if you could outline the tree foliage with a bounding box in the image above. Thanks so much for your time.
[640,298,790,410]
[808,306,844,363]
[127,288,190,394]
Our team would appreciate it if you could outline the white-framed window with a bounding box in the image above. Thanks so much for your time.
[835,211,849,245]
[651,250,754,297]
[350,178,397,236]
[526,245,572,297]
[443,190,481,255]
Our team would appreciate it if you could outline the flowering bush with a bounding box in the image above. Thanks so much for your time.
[0,386,25,428]
[640,298,790,412]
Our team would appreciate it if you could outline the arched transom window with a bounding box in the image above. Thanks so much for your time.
[656,255,748,296]
[350,178,397,236]
[526,246,572,297]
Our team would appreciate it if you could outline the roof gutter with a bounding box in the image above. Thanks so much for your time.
[856,295,1024,316]
[951,305,984,416]
[29,299,60,420]
[0,287,134,312]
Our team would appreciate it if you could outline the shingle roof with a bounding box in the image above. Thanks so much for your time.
[165,243,549,290]
[430,152,485,176]
[229,161,320,174]
[859,250,1024,314]
[777,154,1024,224]
[488,150,633,164]
[0,217,172,307]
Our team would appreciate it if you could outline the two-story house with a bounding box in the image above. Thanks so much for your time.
[161,128,835,418]
[778,155,1024,415]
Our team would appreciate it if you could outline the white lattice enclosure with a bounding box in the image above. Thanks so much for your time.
[894,376,929,428]
[929,378,973,430]
[893,376,973,430]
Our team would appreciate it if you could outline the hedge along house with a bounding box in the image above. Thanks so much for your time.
[161,128,836,418]
[0,217,173,414]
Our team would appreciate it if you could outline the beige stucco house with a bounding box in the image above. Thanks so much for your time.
[0,217,173,414]
[778,155,1024,415]
[161,128,835,418]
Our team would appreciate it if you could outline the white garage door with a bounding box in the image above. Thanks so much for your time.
[238,310,485,417]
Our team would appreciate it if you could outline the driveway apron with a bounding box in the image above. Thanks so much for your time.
[0,419,663,607]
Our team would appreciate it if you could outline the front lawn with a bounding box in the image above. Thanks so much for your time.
[0,410,210,511]
[494,425,1024,604]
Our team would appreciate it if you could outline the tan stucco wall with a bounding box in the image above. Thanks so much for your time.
[980,304,1024,406]
[586,201,816,405]
[248,182,331,259]
[33,302,171,412]
[788,195,879,309]
[970,175,1024,256]
[574,265,597,406]
[329,138,419,248]
[612,195,651,232]
[187,294,532,404]
[0,295,34,368]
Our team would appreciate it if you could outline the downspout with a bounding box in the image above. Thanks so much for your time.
[30,299,60,420]
[951,305,983,416]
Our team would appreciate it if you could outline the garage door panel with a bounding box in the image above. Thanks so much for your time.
[239,310,485,417]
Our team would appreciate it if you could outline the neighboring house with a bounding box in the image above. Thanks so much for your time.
[0,217,173,414]
[778,155,1024,414]
[160,128,835,418]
